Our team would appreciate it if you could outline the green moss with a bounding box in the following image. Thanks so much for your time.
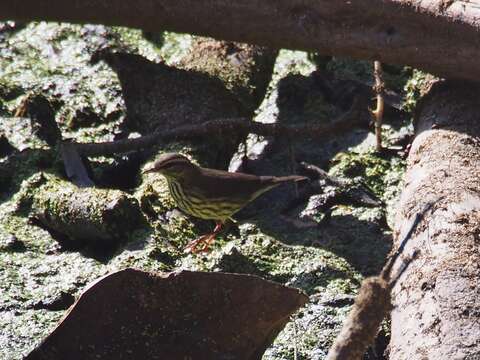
[330,150,405,200]
[158,32,193,64]
[207,229,362,295]
[178,38,277,114]
[0,309,63,358]
[0,78,24,101]
[326,57,374,83]
[11,173,144,248]
[261,240,358,359]
[275,50,316,76]
[110,27,163,61]
[0,22,129,141]
[0,201,108,356]
[403,69,436,113]
[326,58,412,93]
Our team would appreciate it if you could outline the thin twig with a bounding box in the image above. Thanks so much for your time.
[371,61,384,152]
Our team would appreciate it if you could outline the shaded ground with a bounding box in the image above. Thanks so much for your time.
[0,22,426,359]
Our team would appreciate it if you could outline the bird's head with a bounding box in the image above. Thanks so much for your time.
[143,153,197,180]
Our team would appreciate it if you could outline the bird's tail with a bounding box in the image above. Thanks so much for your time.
[254,175,308,199]
[272,175,308,183]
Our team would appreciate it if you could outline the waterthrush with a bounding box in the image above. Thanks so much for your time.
[144,153,307,253]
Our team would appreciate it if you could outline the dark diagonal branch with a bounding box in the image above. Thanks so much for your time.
[72,97,365,157]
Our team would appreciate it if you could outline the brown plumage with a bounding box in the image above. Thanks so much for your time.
[144,153,306,252]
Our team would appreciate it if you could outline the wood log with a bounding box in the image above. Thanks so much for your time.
[390,80,480,359]
[1,1,480,81]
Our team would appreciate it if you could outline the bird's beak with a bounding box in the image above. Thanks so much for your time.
[142,167,156,174]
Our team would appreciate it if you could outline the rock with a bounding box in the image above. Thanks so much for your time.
[30,175,145,249]
[26,268,308,360]
[179,37,278,115]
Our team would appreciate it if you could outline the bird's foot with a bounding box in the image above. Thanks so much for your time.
[184,233,217,254]
[184,222,224,254]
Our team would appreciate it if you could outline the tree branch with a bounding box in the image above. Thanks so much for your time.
[390,80,480,359]
[2,1,480,81]
[72,97,365,157]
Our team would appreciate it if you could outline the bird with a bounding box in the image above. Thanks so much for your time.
[143,153,307,253]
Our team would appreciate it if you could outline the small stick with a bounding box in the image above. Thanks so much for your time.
[371,61,385,152]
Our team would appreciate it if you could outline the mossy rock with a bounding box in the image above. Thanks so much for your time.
[179,37,278,114]
[29,174,145,248]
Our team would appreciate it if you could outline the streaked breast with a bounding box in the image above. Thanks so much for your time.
[167,180,246,220]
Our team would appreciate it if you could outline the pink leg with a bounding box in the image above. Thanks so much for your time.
[212,222,223,233]
[184,221,224,254]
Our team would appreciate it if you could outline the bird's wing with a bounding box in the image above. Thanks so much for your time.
[193,167,279,201]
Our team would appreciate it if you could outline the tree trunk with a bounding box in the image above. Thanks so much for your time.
[390,81,480,359]
[1,1,480,81]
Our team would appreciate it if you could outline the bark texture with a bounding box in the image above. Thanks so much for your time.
[390,81,480,359]
[1,1,480,81]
